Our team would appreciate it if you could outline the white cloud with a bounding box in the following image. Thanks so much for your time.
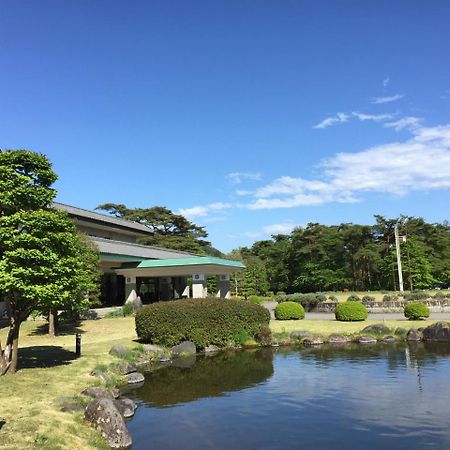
[313,112,350,129]
[262,222,299,235]
[384,116,423,131]
[352,112,395,122]
[178,202,231,218]
[226,172,261,184]
[371,94,404,104]
[246,124,450,210]
[382,77,390,87]
[235,189,252,196]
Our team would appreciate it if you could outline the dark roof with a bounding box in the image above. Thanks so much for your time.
[53,202,153,235]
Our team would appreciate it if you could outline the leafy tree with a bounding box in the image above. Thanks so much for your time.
[96,203,213,254]
[0,150,99,374]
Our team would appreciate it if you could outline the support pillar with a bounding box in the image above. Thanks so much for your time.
[124,276,137,303]
[192,273,207,298]
[216,274,231,299]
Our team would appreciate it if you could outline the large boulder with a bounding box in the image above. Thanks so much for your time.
[170,341,196,357]
[85,397,132,449]
[204,345,220,353]
[125,372,145,384]
[362,323,390,335]
[303,336,323,346]
[357,335,377,344]
[328,334,350,344]
[406,329,423,341]
[114,398,137,419]
[422,322,450,342]
[116,361,137,376]
[109,344,129,358]
[82,387,115,402]
[383,335,396,343]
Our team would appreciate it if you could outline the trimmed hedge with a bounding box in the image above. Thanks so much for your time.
[335,301,368,322]
[404,302,430,320]
[347,294,361,302]
[275,293,326,310]
[274,301,305,320]
[135,297,270,348]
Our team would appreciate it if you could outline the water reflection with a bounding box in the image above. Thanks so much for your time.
[128,343,450,450]
[132,348,274,407]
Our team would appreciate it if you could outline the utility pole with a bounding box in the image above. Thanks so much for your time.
[394,223,404,293]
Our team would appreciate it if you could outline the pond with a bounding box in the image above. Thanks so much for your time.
[125,343,450,449]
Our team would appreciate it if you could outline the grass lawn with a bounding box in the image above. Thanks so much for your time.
[0,317,137,450]
[269,318,438,336]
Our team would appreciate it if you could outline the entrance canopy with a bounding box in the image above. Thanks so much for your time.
[115,256,245,277]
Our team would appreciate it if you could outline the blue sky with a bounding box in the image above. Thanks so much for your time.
[1,1,450,252]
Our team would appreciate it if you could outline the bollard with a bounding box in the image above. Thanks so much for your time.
[75,333,81,357]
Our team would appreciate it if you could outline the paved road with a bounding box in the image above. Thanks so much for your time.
[305,312,450,320]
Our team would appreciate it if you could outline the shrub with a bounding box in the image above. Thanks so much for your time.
[383,294,398,302]
[256,325,272,346]
[362,295,376,303]
[335,301,368,322]
[135,297,270,348]
[275,302,305,320]
[347,294,361,302]
[404,302,430,320]
[434,291,450,299]
[404,291,430,301]
[122,302,133,316]
[328,295,338,302]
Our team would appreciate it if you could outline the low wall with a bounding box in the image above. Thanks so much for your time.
[315,300,450,313]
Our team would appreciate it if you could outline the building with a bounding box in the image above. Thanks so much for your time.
[54,203,244,305]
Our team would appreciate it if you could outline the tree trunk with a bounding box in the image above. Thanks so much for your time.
[49,310,56,337]
[3,315,21,374]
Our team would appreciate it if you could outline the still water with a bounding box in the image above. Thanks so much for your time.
[126,343,450,450]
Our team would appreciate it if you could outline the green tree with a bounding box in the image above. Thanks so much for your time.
[0,150,99,374]
[96,203,213,254]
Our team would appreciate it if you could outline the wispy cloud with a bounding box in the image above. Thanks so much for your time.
[226,172,261,184]
[262,222,299,235]
[314,111,395,129]
[247,124,450,209]
[178,202,232,219]
[384,116,423,131]
[382,77,390,87]
[313,112,350,129]
[371,94,404,104]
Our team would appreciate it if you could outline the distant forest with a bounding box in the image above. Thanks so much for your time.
[229,216,450,294]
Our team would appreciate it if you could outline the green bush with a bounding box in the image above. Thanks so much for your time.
[248,295,270,304]
[329,295,338,302]
[383,294,398,302]
[404,291,430,301]
[135,297,270,348]
[274,301,305,320]
[276,293,326,310]
[335,301,368,322]
[404,302,430,320]
[122,302,133,316]
[347,294,361,302]
[362,295,376,302]
[434,291,450,299]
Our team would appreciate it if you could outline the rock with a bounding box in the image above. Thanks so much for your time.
[383,335,396,343]
[114,398,137,419]
[362,323,390,334]
[116,361,137,376]
[170,341,196,357]
[422,322,450,342]
[109,344,129,357]
[328,334,350,344]
[132,296,143,313]
[143,344,165,354]
[126,372,145,384]
[204,345,220,353]
[82,387,115,402]
[357,335,377,344]
[290,330,311,339]
[303,336,323,346]
[407,329,423,341]
[61,405,85,413]
[85,397,132,449]
[159,356,171,362]
[90,369,112,383]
